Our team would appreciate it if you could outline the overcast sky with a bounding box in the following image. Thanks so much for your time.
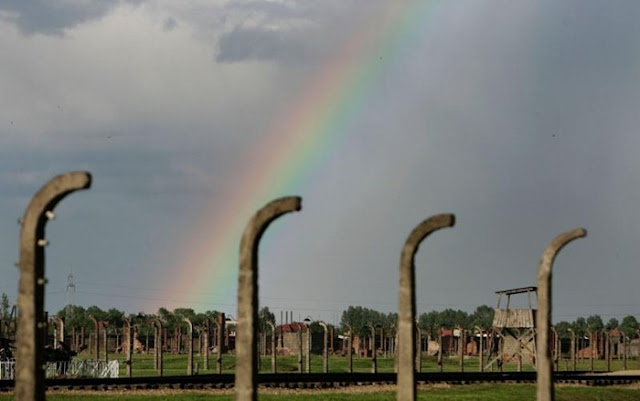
[1,0,639,326]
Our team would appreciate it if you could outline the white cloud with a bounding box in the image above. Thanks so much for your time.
[1,0,640,320]
[0,3,290,151]
[0,0,143,36]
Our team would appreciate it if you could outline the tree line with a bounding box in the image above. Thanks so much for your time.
[0,293,637,339]
[339,305,494,337]
[339,305,640,339]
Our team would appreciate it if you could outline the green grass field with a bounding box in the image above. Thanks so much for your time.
[4,353,634,400]
[1,384,639,400]
[73,351,639,376]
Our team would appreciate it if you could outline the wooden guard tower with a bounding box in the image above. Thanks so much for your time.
[486,286,537,371]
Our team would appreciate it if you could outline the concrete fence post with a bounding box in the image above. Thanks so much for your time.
[71,327,76,352]
[588,330,594,372]
[124,318,133,377]
[415,324,421,373]
[203,319,210,371]
[215,316,224,374]
[437,327,443,373]
[536,228,586,401]
[605,332,610,371]
[235,196,301,401]
[319,322,328,373]
[266,321,277,373]
[15,171,91,401]
[551,327,559,372]
[568,329,576,371]
[475,326,484,372]
[154,319,163,376]
[145,327,149,355]
[184,318,193,376]
[216,314,225,374]
[458,327,465,373]
[369,324,377,374]
[390,325,398,373]
[153,324,159,371]
[103,322,109,363]
[623,336,628,370]
[89,315,99,363]
[398,214,455,401]
[297,328,303,374]
[346,324,353,373]
[306,325,312,373]
[637,330,640,370]
[54,317,64,349]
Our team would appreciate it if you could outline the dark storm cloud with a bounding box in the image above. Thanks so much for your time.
[0,0,144,35]
[224,0,302,19]
[216,26,305,62]
[3,0,640,319]
[163,16,177,32]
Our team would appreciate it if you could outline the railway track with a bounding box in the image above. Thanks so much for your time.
[0,371,638,392]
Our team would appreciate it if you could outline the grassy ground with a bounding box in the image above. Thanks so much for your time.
[73,351,638,377]
[1,384,639,400]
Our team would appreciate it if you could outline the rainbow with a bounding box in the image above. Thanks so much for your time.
[165,1,439,312]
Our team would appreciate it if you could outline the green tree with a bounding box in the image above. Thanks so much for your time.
[86,305,106,322]
[0,293,10,321]
[57,305,90,331]
[586,315,604,332]
[418,310,440,334]
[554,321,571,337]
[383,312,398,330]
[470,305,494,329]
[105,308,124,327]
[619,315,639,338]
[606,318,619,331]
[340,306,386,337]
[157,307,178,331]
[157,307,172,322]
[437,308,470,329]
[571,317,587,336]
[258,307,275,332]
[196,309,220,327]
[173,308,197,328]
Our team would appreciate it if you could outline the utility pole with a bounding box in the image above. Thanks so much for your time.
[66,268,75,322]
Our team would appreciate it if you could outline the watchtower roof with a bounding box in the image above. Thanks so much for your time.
[494,286,537,295]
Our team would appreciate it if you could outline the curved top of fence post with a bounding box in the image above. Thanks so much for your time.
[538,228,586,283]
[401,214,456,266]
[183,317,193,333]
[89,315,99,330]
[536,228,586,401]
[236,196,301,401]
[265,321,275,333]
[153,319,163,330]
[15,172,91,401]
[398,213,455,401]
[344,323,353,339]
[20,172,92,246]
[239,196,302,256]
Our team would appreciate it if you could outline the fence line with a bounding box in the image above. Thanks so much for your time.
[0,360,119,380]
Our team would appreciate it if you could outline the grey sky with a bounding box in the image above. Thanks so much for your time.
[1,0,639,326]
